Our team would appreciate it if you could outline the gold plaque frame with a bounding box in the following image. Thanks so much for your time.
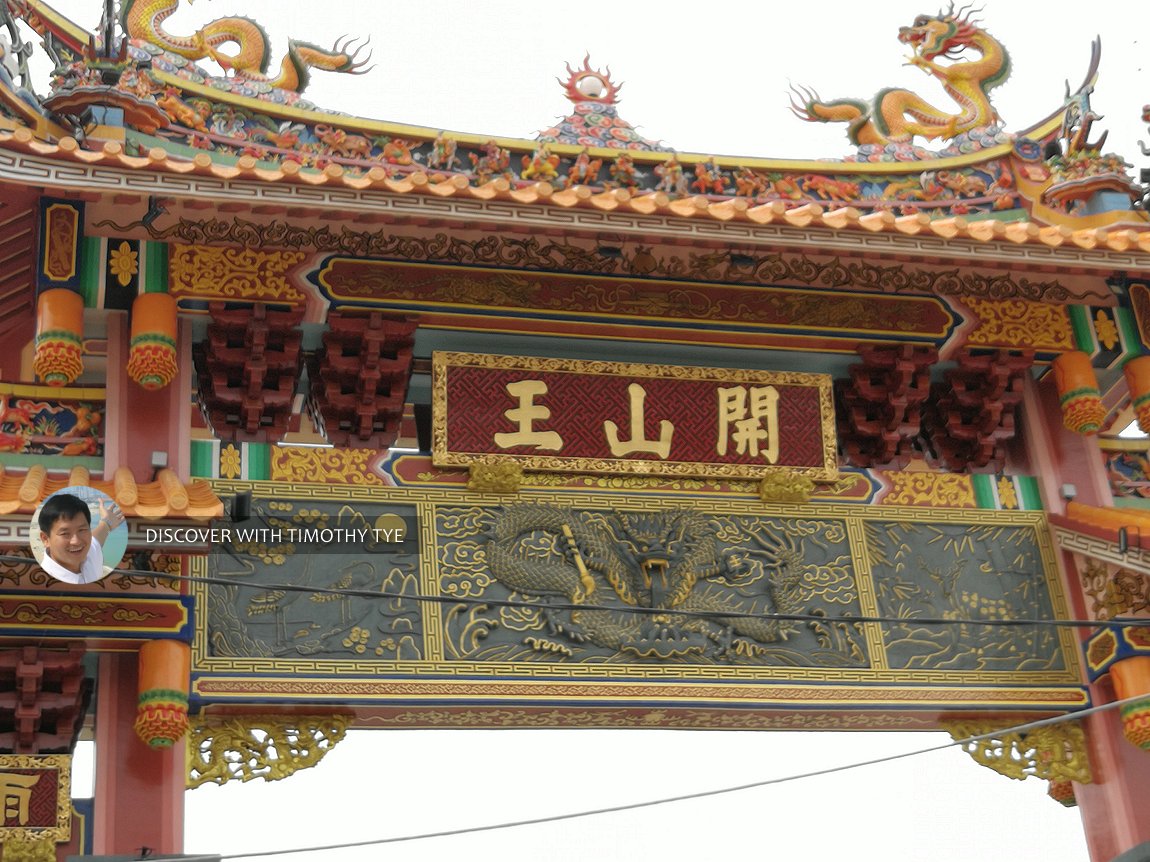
[191,481,1085,729]
[0,754,71,844]
[431,352,839,481]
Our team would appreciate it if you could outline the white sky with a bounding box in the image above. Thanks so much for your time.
[22,0,1150,161]
[33,1,1145,858]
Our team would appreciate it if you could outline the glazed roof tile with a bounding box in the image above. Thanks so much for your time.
[3,126,1149,255]
[0,463,223,519]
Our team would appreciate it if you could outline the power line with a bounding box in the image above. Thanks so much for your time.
[0,553,1139,632]
[191,694,1142,860]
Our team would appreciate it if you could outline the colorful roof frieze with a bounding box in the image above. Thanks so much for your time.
[5,125,1150,256]
[535,56,663,152]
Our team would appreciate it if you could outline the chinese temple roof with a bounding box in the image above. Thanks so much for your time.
[0,0,1147,250]
[4,124,1149,256]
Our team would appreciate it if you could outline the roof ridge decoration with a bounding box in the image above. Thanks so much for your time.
[790,3,1013,162]
[1,2,1146,234]
[1042,81,1141,214]
[536,55,663,152]
[0,0,50,127]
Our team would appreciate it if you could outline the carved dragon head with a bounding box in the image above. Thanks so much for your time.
[898,4,984,61]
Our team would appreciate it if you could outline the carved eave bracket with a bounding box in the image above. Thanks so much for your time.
[187,714,349,788]
[307,311,416,449]
[924,349,1033,472]
[194,303,304,445]
[942,718,1093,785]
[0,645,89,752]
[837,344,937,469]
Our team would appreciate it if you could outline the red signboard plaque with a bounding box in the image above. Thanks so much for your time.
[432,352,837,480]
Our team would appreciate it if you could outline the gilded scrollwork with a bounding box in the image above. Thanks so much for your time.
[0,548,51,588]
[0,837,56,862]
[528,472,712,491]
[187,715,349,788]
[0,548,179,590]
[884,472,977,508]
[963,298,1075,350]
[943,719,1092,783]
[169,243,307,303]
[270,446,387,485]
[365,709,933,730]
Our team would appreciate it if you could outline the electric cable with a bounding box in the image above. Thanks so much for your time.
[162,693,1142,861]
[0,553,1140,632]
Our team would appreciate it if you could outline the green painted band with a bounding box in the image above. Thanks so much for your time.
[1058,387,1101,406]
[138,689,189,707]
[129,333,178,349]
[34,330,83,345]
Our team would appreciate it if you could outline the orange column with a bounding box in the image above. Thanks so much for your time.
[32,288,84,386]
[92,652,184,855]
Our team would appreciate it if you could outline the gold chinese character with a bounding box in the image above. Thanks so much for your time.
[604,383,673,458]
[717,385,779,462]
[0,772,40,825]
[493,380,563,451]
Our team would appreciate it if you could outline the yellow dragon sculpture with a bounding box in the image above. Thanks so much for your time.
[120,0,371,94]
[791,4,1011,146]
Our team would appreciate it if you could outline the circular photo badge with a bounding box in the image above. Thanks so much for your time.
[30,486,128,585]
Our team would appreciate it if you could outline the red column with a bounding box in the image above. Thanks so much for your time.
[104,312,193,480]
[1024,375,1150,859]
[92,652,184,854]
[1020,374,1112,511]
[1074,691,1150,860]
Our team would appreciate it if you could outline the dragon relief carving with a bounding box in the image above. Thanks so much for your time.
[464,504,860,664]
[791,5,1010,145]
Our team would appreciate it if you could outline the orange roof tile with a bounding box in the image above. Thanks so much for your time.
[3,127,1150,255]
[0,464,222,519]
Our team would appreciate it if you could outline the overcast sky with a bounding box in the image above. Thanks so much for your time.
[36,1,1144,858]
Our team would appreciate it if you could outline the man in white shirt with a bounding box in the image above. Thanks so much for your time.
[37,493,124,585]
